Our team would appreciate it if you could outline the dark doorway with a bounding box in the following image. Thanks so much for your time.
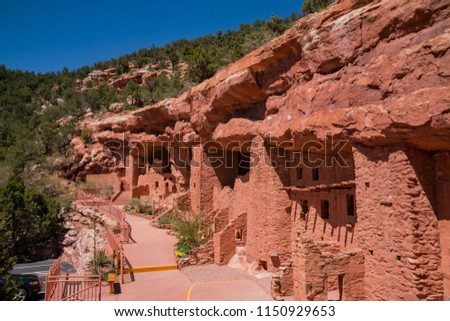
[321,200,330,219]
[347,194,355,216]
[312,167,320,181]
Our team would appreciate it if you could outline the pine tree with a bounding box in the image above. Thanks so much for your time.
[302,0,335,14]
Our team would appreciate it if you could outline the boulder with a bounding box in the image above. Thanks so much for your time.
[108,102,124,113]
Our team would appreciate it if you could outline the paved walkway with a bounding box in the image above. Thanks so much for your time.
[103,214,191,301]
[188,280,272,301]
[123,214,177,267]
[103,212,272,301]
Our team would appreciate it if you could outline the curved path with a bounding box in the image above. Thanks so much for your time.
[103,212,272,301]
[123,214,177,267]
[103,214,191,301]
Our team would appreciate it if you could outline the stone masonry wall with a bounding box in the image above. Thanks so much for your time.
[246,137,292,272]
[213,212,247,265]
[353,144,443,300]
[293,235,366,301]
[434,152,450,299]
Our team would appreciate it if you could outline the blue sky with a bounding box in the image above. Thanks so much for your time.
[0,0,302,73]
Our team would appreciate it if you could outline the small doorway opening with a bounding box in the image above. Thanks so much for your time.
[235,229,243,242]
[347,194,355,216]
[312,167,320,181]
[321,200,330,219]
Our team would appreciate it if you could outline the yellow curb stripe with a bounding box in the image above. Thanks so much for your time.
[186,283,195,301]
[186,280,243,301]
[123,265,178,274]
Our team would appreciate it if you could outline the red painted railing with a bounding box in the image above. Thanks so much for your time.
[77,188,131,243]
[106,227,124,284]
[99,204,125,223]
[76,187,129,284]
[45,259,101,301]
[46,275,101,301]
[45,257,62,300]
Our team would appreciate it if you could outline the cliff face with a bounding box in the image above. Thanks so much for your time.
[74,0,450,151]
[70,0,450,301]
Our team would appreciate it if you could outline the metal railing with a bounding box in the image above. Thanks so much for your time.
[46,275,101,301]
[76,187,128,284]
[106,227,125,284]
[77,188,131,243]
[45,259,101,301]
[99,204,125,223]
[45,257,62,300]
[99,205,130,243]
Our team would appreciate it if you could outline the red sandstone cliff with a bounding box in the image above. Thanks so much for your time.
[72,0,450,153]
[69,0,450,301]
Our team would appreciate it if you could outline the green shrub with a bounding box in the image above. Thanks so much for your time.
[158,210,179,225]
[302,0,335,14]
[83,85,116,112]
[175,197,188,211]
[79,180,113,200]
[122,103,138,111]
[88,250,112,281]
[93,250,110,267]
[120,82,145,107]
[144,73,185,104]
[79,180,96,190]
[125,198,153,215]
[174,212,210,249]
[176,240,191,255]
[80,128,92,144]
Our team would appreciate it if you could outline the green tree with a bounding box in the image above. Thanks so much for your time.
[115,56,130,75]
[0,172,64,257]
[83,85,116,112]
[41,199,65,252]
[265,15,289,35]
[0,219,17,300]
[145,73,185,104]
[166,45,180,70]
[120,81,145,106]
[0,171,26,255]
[302,0,335,14]
[186,47,218,83]
[38,121,59,155]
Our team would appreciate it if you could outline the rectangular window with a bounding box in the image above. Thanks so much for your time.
[235,229,243,242]
[312,168,320,181]
[321,200,330,219]
[347,194,355,216]
[297,167,303,180]
[259,260,268,271]
[155,181,159,189]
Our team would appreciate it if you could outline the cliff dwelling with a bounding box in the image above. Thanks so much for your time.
[70,0,450,301]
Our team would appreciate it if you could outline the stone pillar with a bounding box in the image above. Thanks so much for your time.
[190,144,221,216]
[246,136,292,272]
[353,144,443,300]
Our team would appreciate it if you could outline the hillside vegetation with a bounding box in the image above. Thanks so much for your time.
[0,0,345,298]
[0,13,301,274]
